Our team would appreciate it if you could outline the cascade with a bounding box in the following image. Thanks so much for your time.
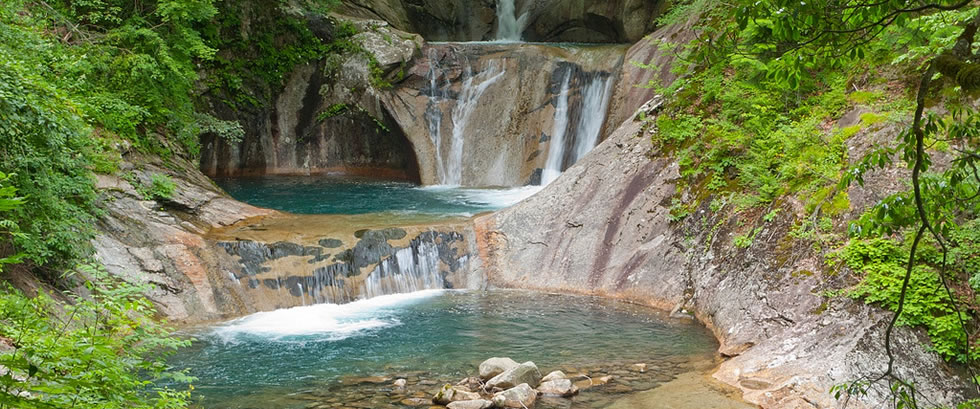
[541,68,572,185]
[361,238,444,299]
[572,73,614,164]
[494,0,528,42]
[538,72,615,186]
[426,55,505,186]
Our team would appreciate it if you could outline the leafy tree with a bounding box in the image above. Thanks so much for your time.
[687,0,980,405]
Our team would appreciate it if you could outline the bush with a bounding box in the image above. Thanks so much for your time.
[0,265,194,408]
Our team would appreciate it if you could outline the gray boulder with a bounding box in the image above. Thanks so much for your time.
[540,370,567,382]
[479,357,520,380]
[447,400,494,409]
[538,379,579,397]
[487,361,542,389]
[492,383,538,408]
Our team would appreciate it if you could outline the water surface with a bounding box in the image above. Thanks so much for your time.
[214,176,541,216]
[171,290,719,409]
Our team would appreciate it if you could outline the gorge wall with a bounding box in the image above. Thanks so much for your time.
[335,0,664,42]
[200,5,641,187]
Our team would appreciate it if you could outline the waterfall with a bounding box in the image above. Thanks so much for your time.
[361,236,444,299]
[425,48,448,184]
[541,69,572,185]
[571,73,615,164]
[445,62,504,185]
[538,72,615,186]
[495,0,528,42]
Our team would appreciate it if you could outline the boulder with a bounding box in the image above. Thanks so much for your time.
[537,379,579,397]
[394,378,408,388]
[433,384,482,405]
[446,400,494,409]
[540,370,567,382]
[487,361,542,389]
[478,357,520,380]
[492,383,538,408]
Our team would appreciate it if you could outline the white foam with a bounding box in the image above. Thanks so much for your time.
[214,290,444,341]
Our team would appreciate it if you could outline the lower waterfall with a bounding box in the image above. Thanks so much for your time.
[361,239,444,299]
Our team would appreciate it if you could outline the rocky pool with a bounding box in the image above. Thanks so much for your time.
[170,290,724,409]
[214,176,543,216]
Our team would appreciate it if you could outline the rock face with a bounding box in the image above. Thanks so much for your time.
[337,0,662,42]
[479,357,520,380]
[473,96,971,407]
[487,361,542,389]
[203,13,629,187]
[200,16,424,181]
[388,42,627,186]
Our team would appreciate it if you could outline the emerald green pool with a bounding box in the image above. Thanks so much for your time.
[170,290,719,409]
[214,177,543,216]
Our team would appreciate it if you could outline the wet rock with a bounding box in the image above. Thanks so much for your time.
[433,384,481,405]
[479,357,519,380]
[537,379,579,397]
[455,377,483,391]
[319,238,344,248]
[487,361,542,389]
[446,400,493,409]
[605,384,633,394]
[629,363,647,373]
[400,398,430,406]
[492,384,538,408]
[541,370,567,382]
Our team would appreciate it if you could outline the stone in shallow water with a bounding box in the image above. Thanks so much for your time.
[541,370,567,382]
[479,357,519,380]
[341,375,391,386]
[433,384,481,405]
[538,379,579,397]
[399,398,430,406]
[487,361,542,389]
[630,363,647,373]
[446,400,494,409]
[492,383,538,408]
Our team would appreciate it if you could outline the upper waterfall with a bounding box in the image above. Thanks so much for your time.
[542,68,572,185]
[495,0,528,42]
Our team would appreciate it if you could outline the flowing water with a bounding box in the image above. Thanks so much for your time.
[494,0,527,41]
[214,176,541,216]
[542,68,572,185]
[571,73,614,164]
[170,290,720,409]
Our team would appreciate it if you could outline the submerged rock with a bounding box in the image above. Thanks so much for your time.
[630,363,647,373]
[537,379,579,397]
[487,361,542,389]
[433,384,481,405]
[446,399,494,409]
[479,357,519,380]
[492,383,538,408]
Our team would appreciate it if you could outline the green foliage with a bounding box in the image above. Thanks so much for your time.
[0,265,194,408]
[0,172,26,271]
[149,174,177,201]
[837,237,975,362]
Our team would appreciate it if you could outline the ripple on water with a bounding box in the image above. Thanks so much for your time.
[168,290,723,409]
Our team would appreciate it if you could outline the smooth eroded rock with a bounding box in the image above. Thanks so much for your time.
[479,357,520,380]
[446,399,494,409]
[537,379,579,397]
[433,384,481,405]
[487,361,542,389]
[492,383,538,408]
[541,370,567,382]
